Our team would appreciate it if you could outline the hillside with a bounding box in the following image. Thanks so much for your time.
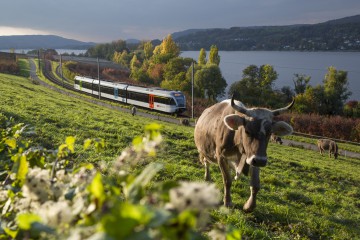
[0,72,359,239]
[0,35,96,50]
[173,15,360,51]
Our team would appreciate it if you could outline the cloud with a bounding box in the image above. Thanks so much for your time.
[0,0,359,42]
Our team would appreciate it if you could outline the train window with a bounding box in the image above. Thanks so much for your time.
[169,98,176,105]
[82,82,92,89]
[101,86,113,95]
[155,96,173,105]
[128,91,148,102]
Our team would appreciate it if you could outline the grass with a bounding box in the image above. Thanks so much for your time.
[17,59,30,77]
[1,72,359,239]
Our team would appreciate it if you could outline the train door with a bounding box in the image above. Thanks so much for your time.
[114,88,118,99]
[149,94,154,109]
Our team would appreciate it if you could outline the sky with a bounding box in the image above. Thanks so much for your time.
[1,0,359,43]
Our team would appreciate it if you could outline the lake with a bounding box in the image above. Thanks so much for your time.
[181,51,360,101]
[0,49,87,55]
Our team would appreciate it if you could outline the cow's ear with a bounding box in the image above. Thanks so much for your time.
[224,114,245,131]
[272,121,293,136]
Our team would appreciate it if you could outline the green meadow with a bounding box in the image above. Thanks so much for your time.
[1,73,359,239]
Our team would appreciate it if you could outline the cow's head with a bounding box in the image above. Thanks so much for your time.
[224,96,294,167]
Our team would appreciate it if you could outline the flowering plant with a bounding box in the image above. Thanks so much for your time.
[0,114,241,239]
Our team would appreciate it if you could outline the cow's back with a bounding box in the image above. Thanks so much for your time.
[317,139,330,150]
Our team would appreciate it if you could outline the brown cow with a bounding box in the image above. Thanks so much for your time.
[270,133,283,144]
[194,96,294,212]
[317,139,339,159]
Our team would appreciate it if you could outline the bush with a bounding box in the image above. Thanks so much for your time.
[277,113,360,141]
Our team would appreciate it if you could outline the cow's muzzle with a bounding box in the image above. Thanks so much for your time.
[246,155,267,167]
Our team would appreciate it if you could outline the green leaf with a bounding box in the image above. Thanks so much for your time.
[17,213,42,230]
[3,227,18,238]
[65,136,76,153]
[87,172,105,206]
[125,163,162,201]
[132,136,143,148]
[83,138,92,150]
[5,138,17,149]
[100,202,153,239]
[94,138,105,152]
[227,228,242,240]
[11,154,28,187]
[58,143,68,153]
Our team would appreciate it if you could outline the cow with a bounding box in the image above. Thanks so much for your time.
[270,133,283,144]
[180,118,190,126]
[317,139,339,159]
[194,95,294,212]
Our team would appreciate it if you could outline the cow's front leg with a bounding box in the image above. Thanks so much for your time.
[204,161,211,181]
[243,166,260,213]
[218,157,233,207]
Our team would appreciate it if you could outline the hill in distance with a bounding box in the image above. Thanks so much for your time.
[172,14,360,51]
[0,35,96,50]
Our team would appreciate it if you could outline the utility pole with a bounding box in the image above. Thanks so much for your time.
[60,54,64,88]
[97,57,101,99]
[37,50,40,74]
[191,61,194,119]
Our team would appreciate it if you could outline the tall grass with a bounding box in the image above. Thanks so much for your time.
[1,73,359,239]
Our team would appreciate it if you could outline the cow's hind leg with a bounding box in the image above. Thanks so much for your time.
[243,166,260,213]
[200,153,211,181]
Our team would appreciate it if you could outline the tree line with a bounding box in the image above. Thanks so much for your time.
[83,37,359,119]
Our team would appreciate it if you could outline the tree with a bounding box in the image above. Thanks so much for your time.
[163,57,192,81]
[130,54,141,71]
[160,34,180,57]
[293,73,311,95]
[228,64,278,107]
[208,45,220,66]
[151,35,180,64]
[343,101,360,118]
[322,66,351,115]
[198,48,207,66]
[143,41,154,60]
[194,64,227,100]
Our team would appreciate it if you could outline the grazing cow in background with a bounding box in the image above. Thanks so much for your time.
[270,133,283,144]
[180,118,190,126]
[194,95,294,212]
[317,139,339,159]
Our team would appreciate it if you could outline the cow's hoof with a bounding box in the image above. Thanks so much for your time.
[243,200,256,213]
[224,202,233,208]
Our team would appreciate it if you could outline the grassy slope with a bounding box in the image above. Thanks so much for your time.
[1,73,359,239]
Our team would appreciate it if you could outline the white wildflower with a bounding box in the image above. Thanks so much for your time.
[14,198,41,213]
[38,200,73,227]
[207,228,227,240]
[0,190,8,202]
[22,168,51,203]
[168,181,221,212]
[50,182,66,200]
[71,167,96,187]
[55,169,71,184]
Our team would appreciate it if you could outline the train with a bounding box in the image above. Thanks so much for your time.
[74,76,186,114]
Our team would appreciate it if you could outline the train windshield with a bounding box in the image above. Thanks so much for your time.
[173,93,185,107]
